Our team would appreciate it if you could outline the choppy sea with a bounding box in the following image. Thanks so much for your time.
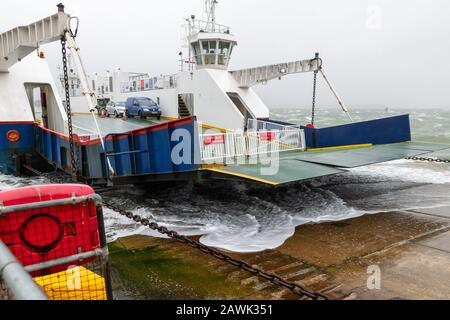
[1,107,449,252]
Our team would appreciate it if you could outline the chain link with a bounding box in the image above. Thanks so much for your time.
[311,71,318,126]
[406,157,450,164]
[61,37,78,181]
[102,202,330,300]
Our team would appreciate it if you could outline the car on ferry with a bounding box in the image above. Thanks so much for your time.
[125,97,162,120]
[105,101,126,118]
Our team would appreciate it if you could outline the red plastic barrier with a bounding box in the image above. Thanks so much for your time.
[0,184,102,276]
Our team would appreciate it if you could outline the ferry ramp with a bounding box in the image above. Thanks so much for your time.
[204,142,450,186]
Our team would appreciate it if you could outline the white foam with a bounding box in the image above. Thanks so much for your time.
[349,160,450,184]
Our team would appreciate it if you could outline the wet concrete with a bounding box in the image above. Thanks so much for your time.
[109,207,450,300]
[278,207,450,300]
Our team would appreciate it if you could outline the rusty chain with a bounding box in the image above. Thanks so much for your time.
[102,202,330,300]
[311,70,318,126]
[61,37,78,181]
[406,157,450,164]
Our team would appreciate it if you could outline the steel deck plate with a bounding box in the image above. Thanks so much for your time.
[72,115,167,136]
[207,160,347,186]
[292,142,450,168]
[207,142,449,185]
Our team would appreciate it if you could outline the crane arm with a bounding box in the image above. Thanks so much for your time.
[230,58,321,88]
[0,9,69,72]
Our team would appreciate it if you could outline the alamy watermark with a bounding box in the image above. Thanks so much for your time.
[367,265,382,290]
[170,126,284,176]
[366,4,382,30]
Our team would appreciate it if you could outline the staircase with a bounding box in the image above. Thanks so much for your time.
[178,95,191,118]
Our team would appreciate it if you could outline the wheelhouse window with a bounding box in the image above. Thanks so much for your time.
[202,40,217,65]
[192,41,202,65]
[218,41,232,65]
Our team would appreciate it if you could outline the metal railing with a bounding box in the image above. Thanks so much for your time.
[247,119,301,132]
[0,240,48,300]
[200,132,246,162]
[247,130,305,156]
[188,19,231,35]
[199,128,306,163]
[120,74,176,93]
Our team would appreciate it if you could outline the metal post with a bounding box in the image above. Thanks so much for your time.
[0,241,48,300]
[319,69,354,123]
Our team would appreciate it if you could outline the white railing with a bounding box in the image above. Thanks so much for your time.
[120,74,176,93]
[187,19,231,35]
[199,128,306,163]
[247,119,301,132]
[247,130,305,156]
[200,132,246,162]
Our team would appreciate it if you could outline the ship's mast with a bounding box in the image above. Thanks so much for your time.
[205,0,218,32]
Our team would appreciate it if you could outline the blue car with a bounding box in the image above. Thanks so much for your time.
[125,97,162,120]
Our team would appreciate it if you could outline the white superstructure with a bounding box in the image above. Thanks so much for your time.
[67,0,321,131]
[0,8,69,133]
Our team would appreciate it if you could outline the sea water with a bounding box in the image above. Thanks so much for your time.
[1,107,449,252]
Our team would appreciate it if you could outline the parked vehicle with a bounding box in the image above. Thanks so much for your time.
[105,101,126,118]
[95,98,110,116]
[125,97,162,120]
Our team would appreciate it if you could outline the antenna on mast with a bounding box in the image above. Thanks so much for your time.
[205,0,218,32]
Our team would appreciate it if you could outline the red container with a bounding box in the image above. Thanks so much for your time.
[0,184,102,276]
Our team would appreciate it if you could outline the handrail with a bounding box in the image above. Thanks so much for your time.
[0,241,48,300]
[0,194,103,216]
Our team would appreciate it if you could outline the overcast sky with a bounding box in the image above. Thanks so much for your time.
[2,0,450,109]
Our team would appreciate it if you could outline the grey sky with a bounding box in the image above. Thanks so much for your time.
[2,0,450,109]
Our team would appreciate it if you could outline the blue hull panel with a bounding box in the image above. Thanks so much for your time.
[0,117,200,184]
[299,115,412,149]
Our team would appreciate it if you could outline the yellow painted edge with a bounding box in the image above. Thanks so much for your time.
[207,168,279,186]
[200,123,230,133]
[307,144,373,152]
[200,164,225,169]
[161,116,177,121]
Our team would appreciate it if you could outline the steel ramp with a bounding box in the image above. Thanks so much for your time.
[292,142,450,168]
[207,160,347,186]
[205,142,450,185]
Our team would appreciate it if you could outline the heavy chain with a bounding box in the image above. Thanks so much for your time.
[311,71,318,126]
[406,157,450,164]
[103,202,330,300]
[61,37,78,181]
